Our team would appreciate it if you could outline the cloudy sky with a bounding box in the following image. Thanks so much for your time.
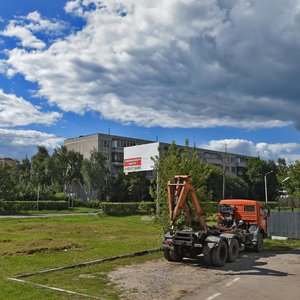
[1,0,300,162]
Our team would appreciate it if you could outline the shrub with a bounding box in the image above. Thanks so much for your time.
[201,202,219,214]
[53,192,69,201]
[0,201,68,212]
[86,200,102,209]
[138,201,155,215]
[73,199,86,207]
[265,201,277,210]
[100,202,155,216]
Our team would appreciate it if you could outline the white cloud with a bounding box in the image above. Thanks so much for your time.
[200,139,300,162]
[1,1,300,129]
[0,128,64,159]
[1,22,46,49]
[0,89,61,127]
[0,11,66,49]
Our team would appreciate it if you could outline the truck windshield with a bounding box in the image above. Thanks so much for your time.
[244,205,255,212]
[219,205,234,213]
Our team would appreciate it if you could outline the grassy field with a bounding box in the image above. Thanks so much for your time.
[0,214,162,299]
[1,214,300,299]
[1,207,102,215]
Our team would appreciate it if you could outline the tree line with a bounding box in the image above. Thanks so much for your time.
[0,142,298,203]
[0,146,151,202]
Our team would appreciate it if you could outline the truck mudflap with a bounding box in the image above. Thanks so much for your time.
[205,235,224,249]
[220,233,240,246]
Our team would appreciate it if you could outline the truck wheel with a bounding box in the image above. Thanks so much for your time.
[212,240,228,267]
[227,238,239,262]
[254,233,264,252]
[163,249,172,261]
[169,247,183,262]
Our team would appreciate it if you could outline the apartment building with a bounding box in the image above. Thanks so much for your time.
[64,133,253,177]
[64,133,153,177]
[0,157,15,165]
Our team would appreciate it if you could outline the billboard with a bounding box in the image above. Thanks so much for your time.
[124,142,159,173]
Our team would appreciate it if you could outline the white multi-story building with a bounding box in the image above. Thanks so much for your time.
[64,133,253,177]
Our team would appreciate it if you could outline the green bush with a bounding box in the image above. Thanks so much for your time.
[53,192,69,201]
[86,200,102,209]
[100,202,155,216]
[0,201,68,212]
[73,199,86,207]
[72,199,101,208]
[201,202,219,214]
[138,201,156,215]
[265,201,277,209]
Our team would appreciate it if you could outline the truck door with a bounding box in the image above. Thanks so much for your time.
[259,207,268,232]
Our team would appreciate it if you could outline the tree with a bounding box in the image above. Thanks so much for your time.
[0,163,15,200]
[155,141,218,230]
[284,161,300,199]
[225,174,249,199]
[19,156,31,185]
[31,146,51,187]
[105,173,129,202]
[205,165,223,201]
[81,149,108,200]
[124,172,151,201]
[244,158,278,201]
[50,146,83,191]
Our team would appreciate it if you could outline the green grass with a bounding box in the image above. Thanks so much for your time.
[1,213,299,299]
[264,238,300,251]
[1,207,102,215]
[0,215,162,299]
[273,207,300,212]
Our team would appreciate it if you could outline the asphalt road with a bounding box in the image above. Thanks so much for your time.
[109,248,300,300]
[181,249,300,300]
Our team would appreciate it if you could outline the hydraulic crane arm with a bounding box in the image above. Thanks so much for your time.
[168,175,207,232]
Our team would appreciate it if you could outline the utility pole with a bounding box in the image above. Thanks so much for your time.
[264,170,274,203]
[222,141,227,199]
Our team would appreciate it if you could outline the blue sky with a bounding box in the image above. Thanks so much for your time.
[1,0,300,162]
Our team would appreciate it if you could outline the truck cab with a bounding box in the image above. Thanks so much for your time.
[218,199,269,237]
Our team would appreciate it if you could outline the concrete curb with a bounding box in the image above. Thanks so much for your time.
[13,247,161,279]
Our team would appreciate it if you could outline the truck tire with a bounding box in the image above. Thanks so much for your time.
[163,249,172,261]
[212,240,228,267]
[169,247,183,262]
[203,248,212,265]
[227,238,239,262]
[254,233,264,252]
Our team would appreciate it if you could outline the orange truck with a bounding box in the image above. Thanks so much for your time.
[162,176,270,267]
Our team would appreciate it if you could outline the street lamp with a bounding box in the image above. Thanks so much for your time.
[281,176,290,183]
[264,170,273,203]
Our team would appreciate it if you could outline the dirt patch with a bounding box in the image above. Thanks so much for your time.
[109,258,225,300]
[0,239,80,256]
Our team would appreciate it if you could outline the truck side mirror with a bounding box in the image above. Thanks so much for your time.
[267,209,270,217]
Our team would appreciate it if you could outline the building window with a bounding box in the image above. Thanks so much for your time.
[103,153,110,161]
[101,140,110,148]
[204,153,221,160]
[112,153,123,162]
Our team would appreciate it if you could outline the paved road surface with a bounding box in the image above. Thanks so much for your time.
[109,249,300,300]
[181,250,300,300]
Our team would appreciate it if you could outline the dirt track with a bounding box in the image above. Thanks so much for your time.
[109,249,300,300]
